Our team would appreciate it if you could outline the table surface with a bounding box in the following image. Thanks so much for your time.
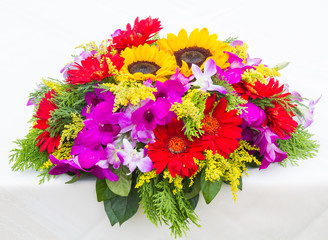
[1,0,328,239]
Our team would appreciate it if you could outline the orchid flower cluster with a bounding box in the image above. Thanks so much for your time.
[10,17,319,238]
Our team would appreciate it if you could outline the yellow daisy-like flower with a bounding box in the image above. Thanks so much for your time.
[157,28,232,77]
[120,44,177,82]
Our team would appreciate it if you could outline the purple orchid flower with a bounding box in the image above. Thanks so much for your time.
[49,155,82,176]
[240,102,266,129]
[106,140,124,169]
[169,68,193,91]
[90,160,119,181]
[117,139,153,173]
[293,94,321,128]
[118,104,155,144]
[191,58,226,94]
[111,29,121,38]
[82,87,115,117]
[242,126,287,169]
[131,98,174,131]
[255,127,288,169]
[82,96,121,146]
[154,80,185,104]
[230,40,262,66]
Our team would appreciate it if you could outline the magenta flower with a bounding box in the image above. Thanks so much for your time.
[82,101,121,146]
[82,87,115,117]
[240,102,266,129]
[131,98,174,131]
[154,80,185,104]
[191,58,226,94]
[243,127,287,169]
[169,68,193,91]
[49,155,82,176]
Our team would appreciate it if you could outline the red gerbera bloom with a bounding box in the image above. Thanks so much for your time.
[201,95,243,158]
[147,119,206,178]
[112,16,162,52]
[33,90,60,154]
[264,102,298,139]
[66,53,124,85]
[233,78,284,100]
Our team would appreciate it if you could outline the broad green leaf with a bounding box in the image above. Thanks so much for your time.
[106,166,132,197]
[188,194,199,210]
[184,174,201,200]
[104,199,119,226]
[96,179,117,202]
[201,171,223,204]
[104,186,140,226]
[65,172,88,184]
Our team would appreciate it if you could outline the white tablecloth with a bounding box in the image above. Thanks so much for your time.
[1,0,328,239]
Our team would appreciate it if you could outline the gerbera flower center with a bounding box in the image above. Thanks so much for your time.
[168,136,187,154]
[201,115,220,135]
[128,61,160,75]
[174,47,212,67]
[90,71,106,80]
[143,110,154,122]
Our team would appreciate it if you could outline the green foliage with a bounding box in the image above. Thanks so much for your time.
[9,128,49,171]
[213,76,247,114]
[277,126,319,167]
[200,170,223,204]
[47,82,94,137]
[65,172,89,184]
[28,83,52,106]
[103,185,140,226]
[224,36,238,43]
[9,128,53,184]
[138,177,200,238]
[106,166,132,197]
[96,179,117,202]
[250,97,275,109]
[184,173,201,200]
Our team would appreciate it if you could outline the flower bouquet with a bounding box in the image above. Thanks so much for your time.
[10,17,319,238]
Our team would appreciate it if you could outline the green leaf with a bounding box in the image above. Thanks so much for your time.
[184,174,201,200]
[96,179,117,202]
[188,194,199,210]
[104,186,140,225]
[201,171,223,204]
[104,199,119,226]
[237,177,243,191]
[105,166,132,197]
[65,172,88,184]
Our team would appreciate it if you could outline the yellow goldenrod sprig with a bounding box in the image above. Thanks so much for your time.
[102,79,156,111]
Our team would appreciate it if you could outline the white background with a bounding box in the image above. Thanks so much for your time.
[1,0,328,239]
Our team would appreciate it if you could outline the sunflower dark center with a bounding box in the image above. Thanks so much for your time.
[128,61,160,75]
[143,110,154,122]
[174,47,212,68]
[99,123,113,133]
[168,136,187,154]
[201,115,219,135]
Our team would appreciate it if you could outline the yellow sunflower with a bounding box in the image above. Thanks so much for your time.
[157,28,232,77]
[120,44,177,82]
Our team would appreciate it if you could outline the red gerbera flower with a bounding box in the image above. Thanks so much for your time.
[66,53,124,85]
[33,90,60,154]
[112,16,162,52]
[264,102,298,139]
[201,95,243,158]
[147,119,206,178]
[233,78,284,100]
